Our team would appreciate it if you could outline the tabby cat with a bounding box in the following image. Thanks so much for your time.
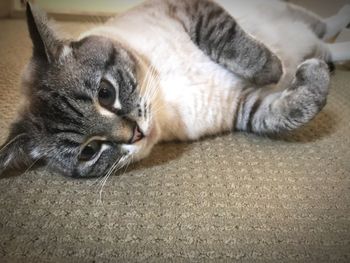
[1,0,350,177]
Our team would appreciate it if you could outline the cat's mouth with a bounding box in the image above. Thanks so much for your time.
[129,123,144,144]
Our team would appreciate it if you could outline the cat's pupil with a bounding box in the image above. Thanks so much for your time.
[98,80,116,108]
[79,141,101,162]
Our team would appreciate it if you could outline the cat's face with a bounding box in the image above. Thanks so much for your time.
[0,4,158,178]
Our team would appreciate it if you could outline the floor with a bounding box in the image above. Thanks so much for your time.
[0,19,349,262]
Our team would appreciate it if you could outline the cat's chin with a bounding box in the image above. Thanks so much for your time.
[121,123,159,163]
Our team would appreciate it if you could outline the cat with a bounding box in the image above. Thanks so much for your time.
[0,0,350,178]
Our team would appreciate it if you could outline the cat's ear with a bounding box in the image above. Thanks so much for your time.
[26,2,68,63]
[0,121,35,175]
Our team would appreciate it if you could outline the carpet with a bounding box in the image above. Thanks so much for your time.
[0,19,349,263]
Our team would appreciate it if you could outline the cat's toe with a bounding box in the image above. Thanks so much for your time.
[286,59,330,121]
[252,52,283,86]
[294,58,330,95]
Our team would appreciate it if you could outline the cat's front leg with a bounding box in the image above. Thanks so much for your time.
[166,0,283,86]
[234,59,330,134]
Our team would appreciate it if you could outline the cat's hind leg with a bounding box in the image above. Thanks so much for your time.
[286,3,327,38]
[166,0,283,86]
[235,59,330,134]
[285,3,350,41]
[323,5,350,41]
[327,42,350,62]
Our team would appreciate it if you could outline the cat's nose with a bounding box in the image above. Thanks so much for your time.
[110,117,135,144]
[129,123,144,144]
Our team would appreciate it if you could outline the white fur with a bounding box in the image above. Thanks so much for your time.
[59,45,72,62]
[327,42,350,62]
[323,4,350,40]
[80,0,342,160]
[104,73,122,110]
[218,0,330,87]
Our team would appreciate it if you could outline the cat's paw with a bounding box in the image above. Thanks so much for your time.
[252,52,283,86]
[285,59,330,122]
[293,58,330,95]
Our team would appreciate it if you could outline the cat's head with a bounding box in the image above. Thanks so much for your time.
[0,4,159,178]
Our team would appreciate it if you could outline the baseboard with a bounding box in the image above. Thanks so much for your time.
[10,10,113,22]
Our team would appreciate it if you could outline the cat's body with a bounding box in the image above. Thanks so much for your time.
[1,0,350,177]
[86,1,245,142]
[80,0,343,155]
[81,0,329,143]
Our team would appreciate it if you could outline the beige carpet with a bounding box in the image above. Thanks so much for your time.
[0,19,350,263]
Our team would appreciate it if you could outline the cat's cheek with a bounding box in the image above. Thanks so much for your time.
[121,144,138,156]
[147,124,158,142]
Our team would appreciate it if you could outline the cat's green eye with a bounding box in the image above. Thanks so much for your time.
[98,80,116,108]
[79,141,102,162]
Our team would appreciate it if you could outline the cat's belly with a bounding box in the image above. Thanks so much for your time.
[157,58,243,142]
[83,4,247,141]
[132,18,244,141]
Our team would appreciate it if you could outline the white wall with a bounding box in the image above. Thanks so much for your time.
[13,0,350,17]
[11,0,350,41]
[291,0,350,17]
[13,0,143,14]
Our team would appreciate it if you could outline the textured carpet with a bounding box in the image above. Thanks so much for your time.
[0,19,350,263]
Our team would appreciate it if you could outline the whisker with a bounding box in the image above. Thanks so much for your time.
[20,157,43,176]
[95,157,121,189]
[0,133,26,155]
[97,155,127,204]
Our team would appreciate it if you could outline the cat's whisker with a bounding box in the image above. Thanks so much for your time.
[147,70,160,97]
[96,166,117,205]
[141,46,165,106]
[0,134,26,154]
[88,173,106,187]
[96,157,121,188]
[92,156,122,188]
[97,158,127,204]
[133,54,150,96]
[120,157,132,179]
[144,70,161,109]
[96,156,132,206]
[20,157,43,177]
[143,64,157,101]
[141,49,162,103]
[17,146,57,177]
[97,155,127,204]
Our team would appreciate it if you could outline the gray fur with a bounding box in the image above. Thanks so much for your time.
[166,0,283,85]
[286,3,327,39]
[0,4,143,178]
[235,59,330,134]
[0,1,333,178]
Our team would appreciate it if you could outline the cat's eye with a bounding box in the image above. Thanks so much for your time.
[98,80,116,108]
[79,141,102,162]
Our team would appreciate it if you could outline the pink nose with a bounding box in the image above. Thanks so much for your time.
[131,125,144,144]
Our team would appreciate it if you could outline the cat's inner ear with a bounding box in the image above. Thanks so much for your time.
[26,2,70,63]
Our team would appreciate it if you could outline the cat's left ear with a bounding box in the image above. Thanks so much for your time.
[26,2,69,63]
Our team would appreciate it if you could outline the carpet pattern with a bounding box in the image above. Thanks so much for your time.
[0,19,349,262]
